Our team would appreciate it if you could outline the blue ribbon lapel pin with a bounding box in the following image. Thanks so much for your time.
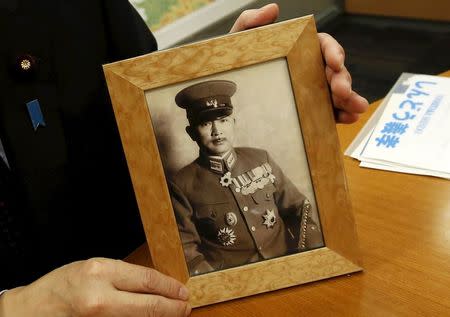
[26,99,46,131]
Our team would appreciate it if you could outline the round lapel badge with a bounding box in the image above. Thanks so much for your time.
[225,212,238,226]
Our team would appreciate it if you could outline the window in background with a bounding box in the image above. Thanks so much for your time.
[130,0,215,31]
[130,0,257,49]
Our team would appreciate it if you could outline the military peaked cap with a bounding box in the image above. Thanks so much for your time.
[175,80,237,124]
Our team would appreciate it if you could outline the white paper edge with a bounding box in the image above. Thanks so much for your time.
[345,73,416,158]
[359,161,450,179]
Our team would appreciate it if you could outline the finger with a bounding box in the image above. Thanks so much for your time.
[97,292,191,317]
[336,110,360,124]
[334,91,369,114]
[329,65,352,101]
[108,260,189,301]
[325,65,333,84]
[229,3,279,33]
[318,32,344,72]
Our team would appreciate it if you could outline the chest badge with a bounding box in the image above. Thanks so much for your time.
[220,171,233,187]
[262,209,277,229]
[217,227,236,246]
[225,212,238,226]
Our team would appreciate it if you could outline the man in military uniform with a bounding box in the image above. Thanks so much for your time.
[170,80,324,275]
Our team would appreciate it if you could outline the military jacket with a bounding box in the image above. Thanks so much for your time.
[170,147,323,275]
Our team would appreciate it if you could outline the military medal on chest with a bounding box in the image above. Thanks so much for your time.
[225,212,238,226]
[262,209,277,229]
[217,227,236,246]
[218,163,276,195]
[220,171,233,187]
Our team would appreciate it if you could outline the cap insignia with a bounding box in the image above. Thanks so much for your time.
[206,99,219,108]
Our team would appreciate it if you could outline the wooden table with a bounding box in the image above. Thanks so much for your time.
[128,71,450,316]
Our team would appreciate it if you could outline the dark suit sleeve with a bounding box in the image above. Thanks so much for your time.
[102,0,158,60]
[169,180,214,275]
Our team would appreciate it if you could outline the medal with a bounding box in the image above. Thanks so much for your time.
[220,171,233,187]
[234,163,276,195]
[225,212,238,226]
[262,209,277,229]
[217,227,236,246]
[256,179,265,189]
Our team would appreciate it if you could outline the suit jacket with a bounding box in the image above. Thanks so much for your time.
[170,147,324,275]
[0,0,157,287]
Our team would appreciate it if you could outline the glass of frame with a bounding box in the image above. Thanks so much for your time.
[103,15,362,308]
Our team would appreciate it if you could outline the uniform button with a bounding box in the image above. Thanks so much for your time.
[251,226,256,232]
[265,193,270,198]
[258,246,262,251]
[243,206,248,212]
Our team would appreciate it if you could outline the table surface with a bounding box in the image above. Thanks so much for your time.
[127,71,450,316]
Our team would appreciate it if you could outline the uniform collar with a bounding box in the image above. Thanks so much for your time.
[198,149,237,174]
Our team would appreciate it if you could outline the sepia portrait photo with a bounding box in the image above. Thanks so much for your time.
[146,58,325,276]
[105,16,361,306]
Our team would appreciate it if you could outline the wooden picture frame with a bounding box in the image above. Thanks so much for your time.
[103,15,362,307]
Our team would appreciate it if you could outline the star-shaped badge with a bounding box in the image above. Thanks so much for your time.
[262,209,277,229]
[220,171,232,187]
[217,227,237,246]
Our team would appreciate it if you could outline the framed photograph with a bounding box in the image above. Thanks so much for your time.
[103,15,362,307]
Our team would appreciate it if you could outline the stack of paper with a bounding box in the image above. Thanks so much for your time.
[346,73,450,179]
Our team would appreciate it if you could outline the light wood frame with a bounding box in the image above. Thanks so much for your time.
[103,15,362,307]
